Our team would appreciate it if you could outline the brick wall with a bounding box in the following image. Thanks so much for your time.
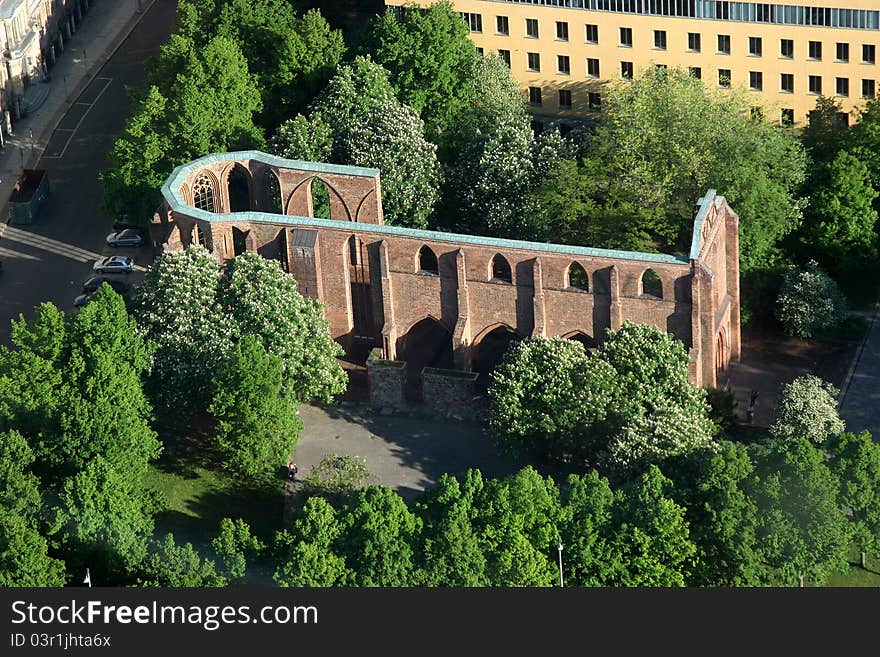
[366,353,406,409]
[422,368,482,421]
[157,153,741,388]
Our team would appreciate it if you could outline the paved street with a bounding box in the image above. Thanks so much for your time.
[0,0,177,344]
[840,304,880,441]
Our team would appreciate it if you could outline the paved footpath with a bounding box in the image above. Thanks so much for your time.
[840,303,880,441]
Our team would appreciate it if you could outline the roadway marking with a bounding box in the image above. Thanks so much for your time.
[42,77,113,160]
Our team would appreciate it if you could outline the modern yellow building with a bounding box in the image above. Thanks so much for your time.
[388,1,880,126]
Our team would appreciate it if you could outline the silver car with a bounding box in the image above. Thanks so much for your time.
[93,255,133,273]
[106,228,144,247]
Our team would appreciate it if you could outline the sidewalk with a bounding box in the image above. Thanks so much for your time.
[0,0,157,226]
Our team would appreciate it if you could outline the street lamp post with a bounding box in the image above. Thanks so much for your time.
[557,537,564,587]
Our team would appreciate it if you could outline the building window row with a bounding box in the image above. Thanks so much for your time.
[529,86,602,112]
[477,2,880,30]
[522,51,877,98]
[735,71,875,98]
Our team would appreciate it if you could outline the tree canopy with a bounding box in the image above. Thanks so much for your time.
[361,1,477,141]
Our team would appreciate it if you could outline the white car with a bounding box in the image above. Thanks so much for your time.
[106,228,144,247]
[93,255,133,274]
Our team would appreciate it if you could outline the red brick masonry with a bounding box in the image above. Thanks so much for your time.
[154,151,740,388]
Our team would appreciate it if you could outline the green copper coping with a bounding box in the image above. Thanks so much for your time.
[163,151,381,191]
[161,152,692,266]
[689,190,722,261]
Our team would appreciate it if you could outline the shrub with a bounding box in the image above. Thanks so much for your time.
[769,375,845,445]
[775,260,847,338]
[301,453,373,503]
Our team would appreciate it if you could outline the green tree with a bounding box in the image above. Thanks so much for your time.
[827,431,880,570]
[53,457,158,583]
[208,336,302,478]
[220,252,346,403]
[607,466,696,586]
[751,438,851,586]
[274,497,351,587]
[0,514,66,587]
[801,96,851,165]
[100,85,173,219]
[53,286,160,481]
[414,474,488,586]
[666,442,767,586]
[1,290,160,484]
[529,156,662,252]
[0,304,67,457]
[211,518,265,584]
[101,34,264,221]
[0,430,66,587]
[559,471,618,586]
[470,468,559,587]
[801,150,879,262]
[168,1,345,129]
[775,260,848,338]
[849,96,880,195]
[362,1,476,140]
[339,486,421,587]
[165,36,264,155]
[488,337,616,462]
[769,375,845,445]
[588,66,806,269]
[138,533,226,587]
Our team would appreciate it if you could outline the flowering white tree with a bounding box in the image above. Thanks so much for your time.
[488,338,617,461]
[770,375,845,445]
[597,323,718,475]
[486,325,716,475]
[133,246,234,417]
[220,253,346,402]
[269,57,440,228]
[605,403,717,474]
[340,100,441,229]
[776,260,847,338]
[270,114,333,162]
[446,119,573,239]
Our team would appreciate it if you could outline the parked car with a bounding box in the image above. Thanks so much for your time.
[112,217,144,232]
[93,255,133,274]
[106,228,144,247]
[73,291,95,308]
[82,275,129,294]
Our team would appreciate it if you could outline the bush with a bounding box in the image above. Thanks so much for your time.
[769,375,845,445]
[775,260,847,338]
[301,453,373,503]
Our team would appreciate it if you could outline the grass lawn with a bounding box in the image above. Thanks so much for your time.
[144,429,286,559]
[822,549,880,587]
[825,564,880,587]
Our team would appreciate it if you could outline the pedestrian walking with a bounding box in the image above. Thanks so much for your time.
[287,460,298,481]
[746,389,759,424]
